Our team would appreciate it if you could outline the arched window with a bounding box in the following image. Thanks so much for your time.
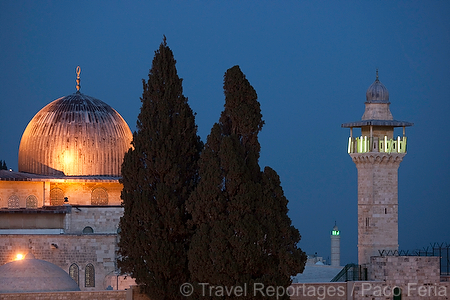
[82,226,94,234]
[85,263,95,287]
[69,263,79,286]
[26,195,38,208]
[50,188,64,206]
[8,195,20,208]
[91,188,108,205]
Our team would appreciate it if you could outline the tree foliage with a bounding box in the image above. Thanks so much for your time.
[0,160,7,170]
[187,66,306,299]
[118,37,202,300]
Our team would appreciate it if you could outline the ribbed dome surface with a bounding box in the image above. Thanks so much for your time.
[366,77,389,103]
[0,252,81,293]
[18,92,133,176]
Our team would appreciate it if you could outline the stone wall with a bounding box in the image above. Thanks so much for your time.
[290,281,449,299]
[1,281,448,299]
[370,256,441,284]
[65,206,123,234]
[358,256,449,299]
[0,180,123,208]
[50,181,123,206]
[350,280,450,300]
[0,212,65,230]
[0,181,45,208]
[0,290,127,300]
[351,152,404,265]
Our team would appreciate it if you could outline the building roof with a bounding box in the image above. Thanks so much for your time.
[292,263,343,283]
[341,119,414,128]
[18,91,132,177]
[0,252,80,293]
[0,206,70,214]
[0,170,120,182]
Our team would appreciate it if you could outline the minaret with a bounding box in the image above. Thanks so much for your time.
[341,71,413,267]
[331,223,340,267]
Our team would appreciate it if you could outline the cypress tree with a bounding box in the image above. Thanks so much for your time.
[118,37,202,300]
[187,66,306,299]
[1,161,7,170]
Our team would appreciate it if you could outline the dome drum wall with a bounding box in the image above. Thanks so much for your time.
[18,93,133,176]
[361,103,394,121]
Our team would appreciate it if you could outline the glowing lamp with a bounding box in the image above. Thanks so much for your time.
[63,152,73,165]
[15,253,24,260]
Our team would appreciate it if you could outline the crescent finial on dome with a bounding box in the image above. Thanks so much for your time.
[376,68,379,82]
[76,66,81,92]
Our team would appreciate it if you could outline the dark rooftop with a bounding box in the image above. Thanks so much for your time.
[0,206,70,214]
[341,119,414,128]
[0,170,120,182]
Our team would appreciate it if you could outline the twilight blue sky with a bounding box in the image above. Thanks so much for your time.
[0,1,449,265]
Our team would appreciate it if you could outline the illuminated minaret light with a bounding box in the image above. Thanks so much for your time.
[331,222,340,267]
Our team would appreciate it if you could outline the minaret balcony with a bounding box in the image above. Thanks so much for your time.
[347,136,407,154]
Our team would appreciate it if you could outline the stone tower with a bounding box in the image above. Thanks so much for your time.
[331,223,340,267]
[341,71,413,267]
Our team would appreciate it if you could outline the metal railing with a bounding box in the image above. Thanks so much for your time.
[347,136,407,154]
[330,264,367,282]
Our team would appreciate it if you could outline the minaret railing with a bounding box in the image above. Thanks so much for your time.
[347,136,407,154]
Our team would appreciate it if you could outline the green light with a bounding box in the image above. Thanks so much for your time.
[332,230,340,236]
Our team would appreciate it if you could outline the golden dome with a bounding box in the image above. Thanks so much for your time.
[18,91,132,176]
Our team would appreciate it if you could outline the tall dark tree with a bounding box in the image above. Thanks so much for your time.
[118,37,202,300]
[187,66,306,299]
[0,161,7,170]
